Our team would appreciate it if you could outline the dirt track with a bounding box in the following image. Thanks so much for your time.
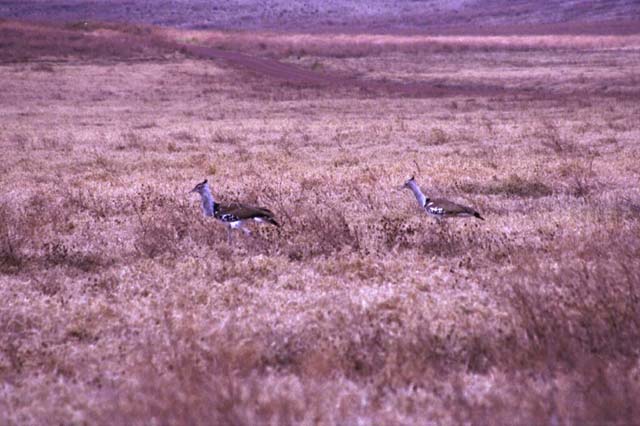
[181,43,508,99]
[182,44,342,86]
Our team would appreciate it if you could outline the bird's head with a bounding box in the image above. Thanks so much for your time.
[402,175,416,190]
[190,179,209,195]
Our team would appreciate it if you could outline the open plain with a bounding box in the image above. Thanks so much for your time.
[1,19,640,425]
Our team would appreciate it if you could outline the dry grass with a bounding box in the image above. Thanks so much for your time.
[175,29,640,57]
[1,21,640,425]
[0,21,175,63]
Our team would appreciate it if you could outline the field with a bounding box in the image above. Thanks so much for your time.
[1,20,640,425]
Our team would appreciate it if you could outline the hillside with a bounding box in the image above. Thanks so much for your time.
[1,0,639,33]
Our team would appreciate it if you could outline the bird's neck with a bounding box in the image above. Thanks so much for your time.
[200,187,216,217]
[407,181,429,207]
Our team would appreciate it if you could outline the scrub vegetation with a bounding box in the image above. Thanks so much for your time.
[1,20,639,425]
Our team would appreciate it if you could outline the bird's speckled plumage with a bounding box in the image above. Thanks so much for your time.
[403,176,484,221]
[191,179,280,241]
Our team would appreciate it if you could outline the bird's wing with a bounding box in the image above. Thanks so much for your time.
[219,203,278,222]
[430,199,479,216]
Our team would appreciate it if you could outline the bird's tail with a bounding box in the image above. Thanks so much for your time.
[474,211,485,221]
[263,215,281,227]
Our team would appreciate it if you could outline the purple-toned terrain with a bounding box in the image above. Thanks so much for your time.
[1,0,639,33]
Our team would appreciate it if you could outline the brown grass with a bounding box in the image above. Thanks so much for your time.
[0,21,175,63]
[1,20,640,425]
[171,28,640,58]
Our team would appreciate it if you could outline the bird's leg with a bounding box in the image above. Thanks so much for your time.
[227,226,233,244]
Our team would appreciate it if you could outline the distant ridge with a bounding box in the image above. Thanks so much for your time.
[1,0,639,34]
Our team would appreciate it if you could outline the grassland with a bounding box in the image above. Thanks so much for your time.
[1,21,640,425]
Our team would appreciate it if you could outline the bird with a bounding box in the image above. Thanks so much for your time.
[403,176,484,221]
[190,179,280,242]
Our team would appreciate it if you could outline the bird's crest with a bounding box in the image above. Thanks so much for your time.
[403,175,416,188]
[191,179,209,193]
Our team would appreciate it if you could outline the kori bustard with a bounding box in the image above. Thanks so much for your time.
[191,179,280,242]
[403,176,484,221]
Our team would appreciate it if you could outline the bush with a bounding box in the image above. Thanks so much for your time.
[460,174,553,198]
[0,203,26,272]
